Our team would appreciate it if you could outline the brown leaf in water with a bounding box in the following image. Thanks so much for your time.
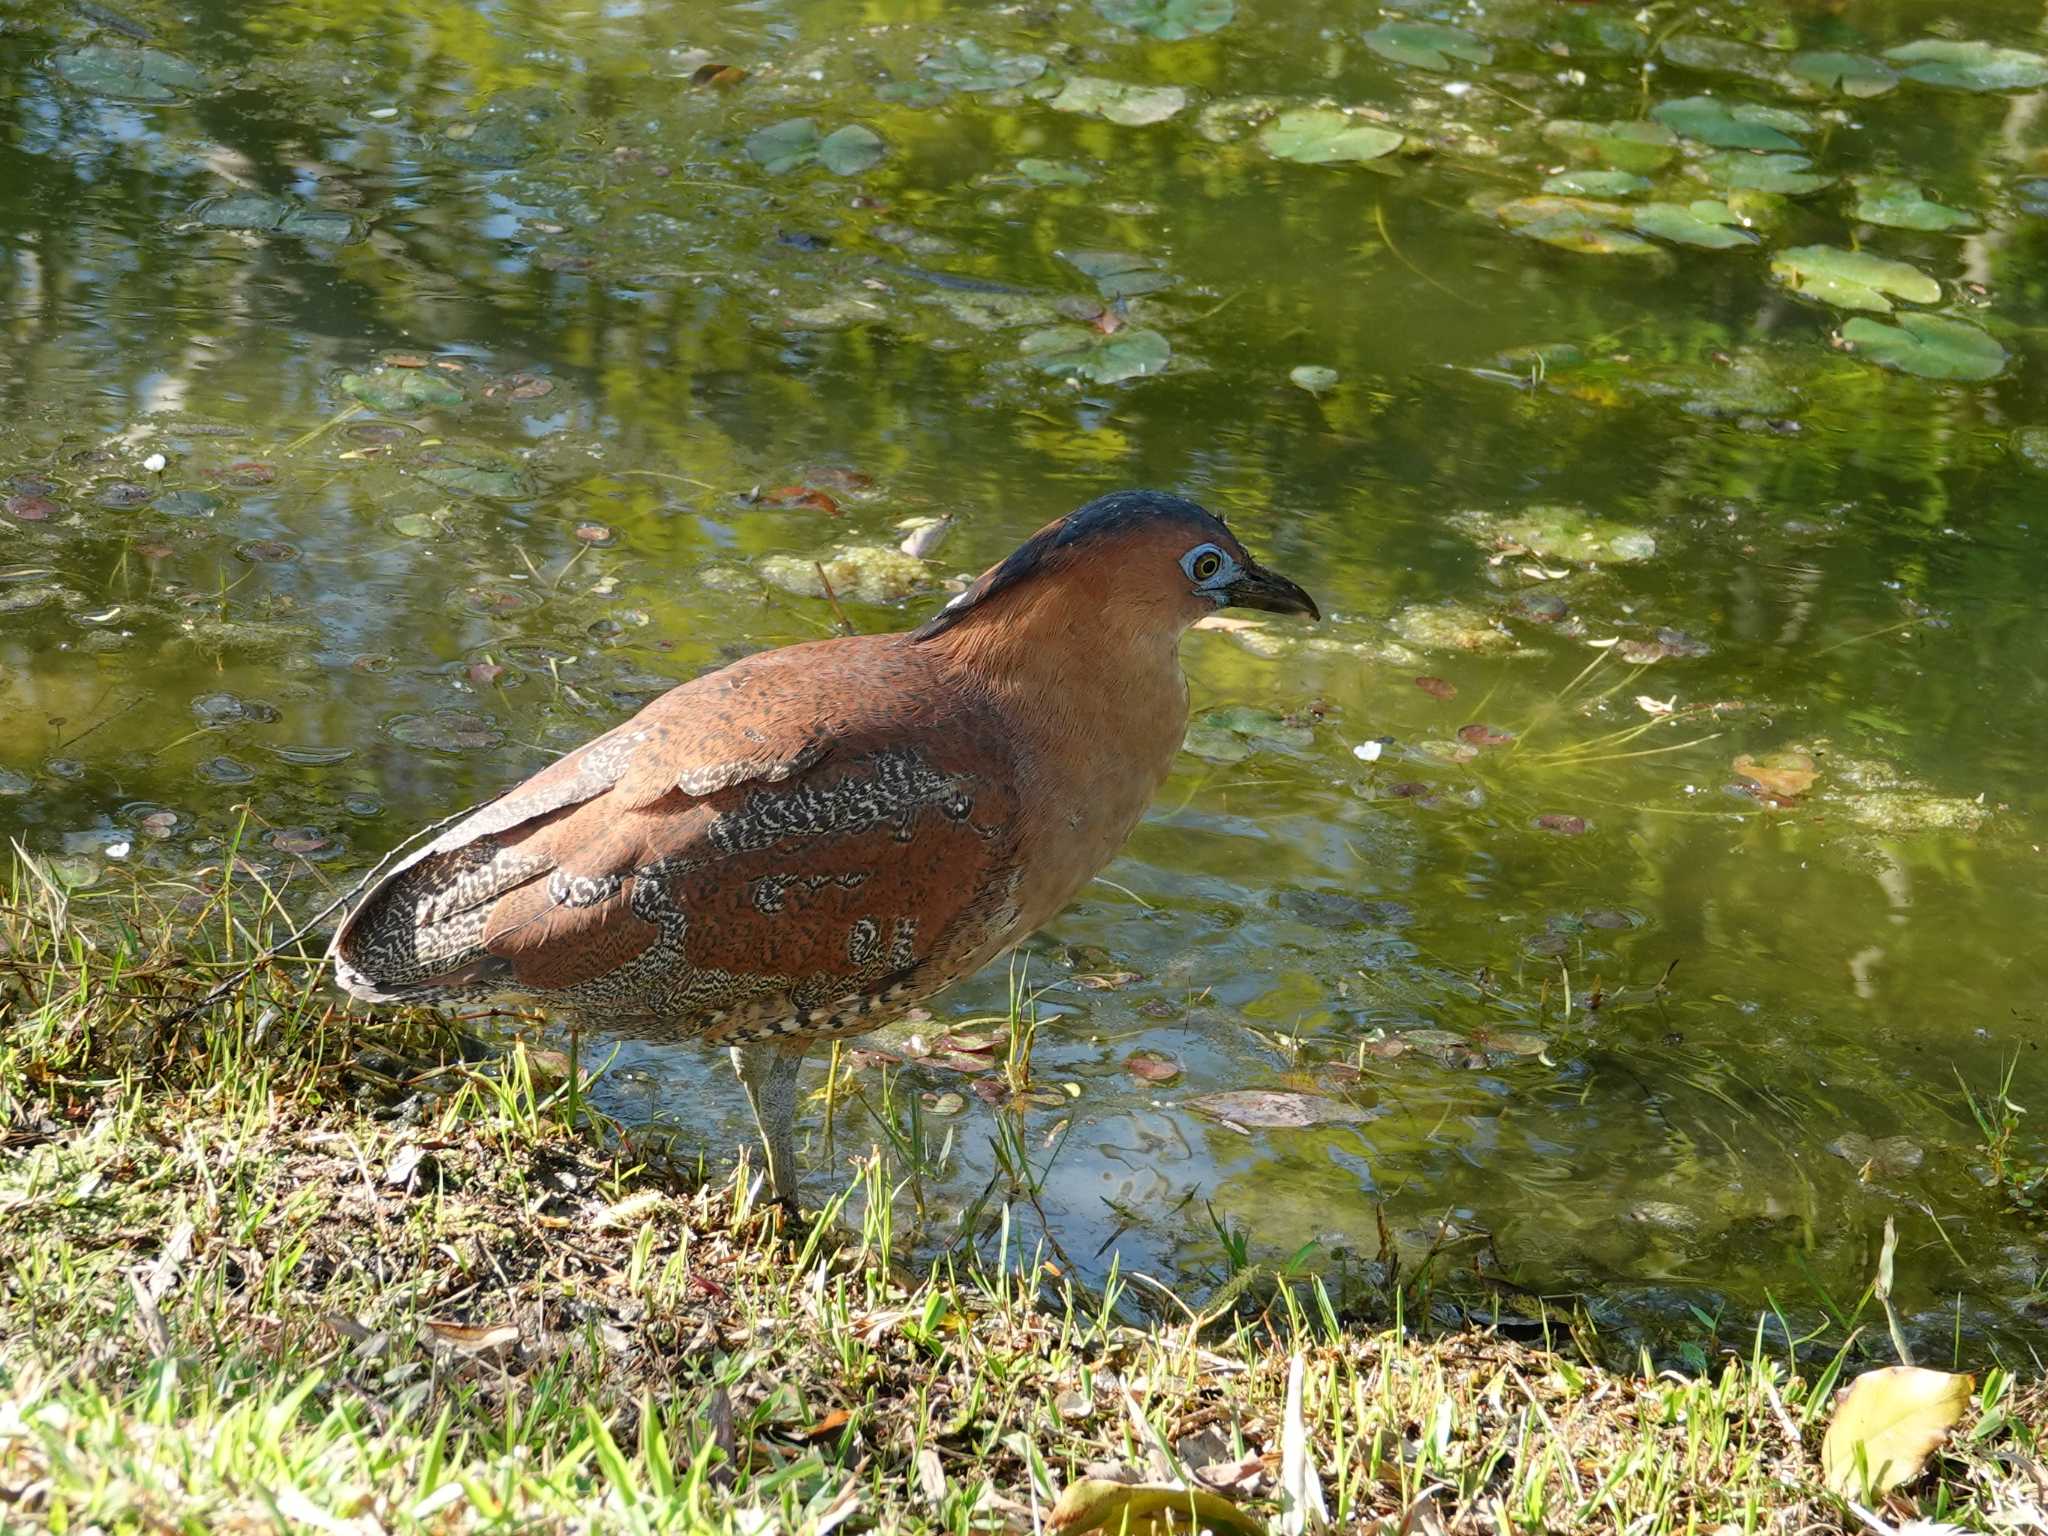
[1534,813,1588,835]
[1415,675,1457,701]
[468,661,505,686]
[1733,750,1817,799]
[384,352,430,368]
[1123,1050,1182,1084]
[1457,722,1514,747]
[761,485,842,515]
[5,495,55,521]
[692,62,748,87]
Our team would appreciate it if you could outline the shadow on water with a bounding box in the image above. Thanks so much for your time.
[4,0,2048,1358]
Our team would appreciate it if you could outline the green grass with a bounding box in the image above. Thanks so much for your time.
[1,851,2044,1534]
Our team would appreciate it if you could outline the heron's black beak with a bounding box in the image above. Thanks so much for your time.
[1227,560,1320,620]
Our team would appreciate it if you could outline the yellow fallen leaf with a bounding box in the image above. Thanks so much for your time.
[1733,749,1818,799]
[1048,1478,1266,1536]
[1821,1365,1974,1498]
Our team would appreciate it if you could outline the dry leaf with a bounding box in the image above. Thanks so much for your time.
[1821,1365,1974,1498]
[423,1319,520,1353]
[1733,750,1818,799]
[1636,694,1675,715]
[1048,1479,1266,1536]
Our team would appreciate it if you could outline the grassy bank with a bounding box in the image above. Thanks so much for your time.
[2,855,2044,1535]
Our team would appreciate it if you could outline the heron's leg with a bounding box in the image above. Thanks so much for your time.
[729,1040,807,1206]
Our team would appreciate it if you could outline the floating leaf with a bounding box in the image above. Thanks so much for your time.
[1650,95,1808,150]
[1457,722,1513,747]
[51,44,207,103]
[341,368,465,411]
[1543,119,1680,175]
[1732,749,1817,798]
[417,448,529,500]
[1493,197,1658,255]
[1363,19,1492,72]
[1290,364,1339,394]
[818,124,886,175]
[1840,314,2006,380]
[1821,1367,1974,1499]
[1094,0,1234,40]
[921,38,1048,91]
[1884,38,2048,92]
[1188,1090,1369,1129]
[1416,675,1456,700]
[1852,177,1977,232]
[1771,245,1939,312]
[1020,325,1171,382]
[1659,35,1783,81]
[745,117,821,174]
[1049,76,1187,125]
[1694,151,1831,195]
[1789,50,1899,98]
[1058,248,1176,299]
[1124,1050,1183,1084]
[1542,169,1649,197]
[1258,108,1403,165]
[1016,158,1091,186]
[1632,199,1757,249]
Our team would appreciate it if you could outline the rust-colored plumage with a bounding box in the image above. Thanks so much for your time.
[332,489,1317,1201]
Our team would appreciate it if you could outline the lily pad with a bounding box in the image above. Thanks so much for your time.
[1884,38,2048,92]
[1049,77,1187,126]
[1016,158,1092,186]
[746,118,820,174]
[921,38,1048,92]
[1840,314,2006,381]
[1202,704,1315,750]
[1363,20,1493,72]
[1020,325,1171,383]
[1542,170,1649,197]
[1650,95,1809,150]
[1694,151,1831,195]
[1659,35,1784,81]
[1632,199,1757,249]
[1788,51,1899,98]
[819,124,886,175]
[1057,249,1176,300]
[1852,177,1977,232]
[1187,1090,1369,1129]
[1258,108,1403,165]
[416,447,529,499]
[1542,119,1680,175]
[1493,197,1657,256]
[51,44,207,103]
[1770,245,1940,313]
[1094,0,1234,40]
[341,369,465,412]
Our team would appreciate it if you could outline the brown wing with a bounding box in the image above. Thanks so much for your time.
[330,635,1024,1042]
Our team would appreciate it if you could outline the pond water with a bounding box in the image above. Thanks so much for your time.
[6,0,2048,1356]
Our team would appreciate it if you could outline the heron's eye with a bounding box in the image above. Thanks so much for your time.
[1190,549,1223,581]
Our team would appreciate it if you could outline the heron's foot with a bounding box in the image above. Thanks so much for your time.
[730,1041,807,1208]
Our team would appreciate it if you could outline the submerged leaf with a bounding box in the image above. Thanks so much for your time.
[1049,76,1187,125]
[1363,19,1492,72]
[1188,1090,1369,1129]
[1840,314,2006,380]
[1732,750,1818,799]
[1884,38,2048,92]
[1094,0,1235,40]
[1542,169,1649,197]
[1494,197,1657,255]
[1258,108,1403,164]
[1651,95,1808,150]
[52,44,207,102]
[1290,364,1340,394]
[1770,245,1941,312]
[341,369,465,411]
[1821,1367,1974,1498]
[1058,248,1176,299]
